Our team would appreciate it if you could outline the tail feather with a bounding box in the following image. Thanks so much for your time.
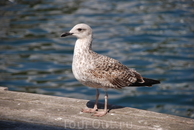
[130,78,160,87]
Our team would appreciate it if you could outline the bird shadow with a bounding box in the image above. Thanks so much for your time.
[86,100,124,113]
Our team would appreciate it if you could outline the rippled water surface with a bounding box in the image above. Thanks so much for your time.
[0,0,194,119]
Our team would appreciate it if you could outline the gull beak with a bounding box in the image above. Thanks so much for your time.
[61,32,73,37]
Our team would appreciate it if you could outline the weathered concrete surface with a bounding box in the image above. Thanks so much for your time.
[0,120,69,130]
[0,87,194,130]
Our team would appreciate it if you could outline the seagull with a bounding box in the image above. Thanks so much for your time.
[61,23,160,117]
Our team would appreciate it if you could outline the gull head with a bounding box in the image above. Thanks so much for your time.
[61,23,92,39]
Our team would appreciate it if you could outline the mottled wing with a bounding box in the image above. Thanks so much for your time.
[89,55,144,89]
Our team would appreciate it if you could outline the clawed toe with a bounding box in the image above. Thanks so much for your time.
[92,111,108,117]
[81,108,97,113]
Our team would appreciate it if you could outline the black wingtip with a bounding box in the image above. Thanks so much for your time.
[130,78,160,87]
[143,78,160,85]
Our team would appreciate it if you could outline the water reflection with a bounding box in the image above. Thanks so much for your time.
[0,0,194,118]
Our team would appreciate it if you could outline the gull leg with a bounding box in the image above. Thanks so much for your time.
[93,90,108,117]
[93,88,99,110]
[82,89,99,113]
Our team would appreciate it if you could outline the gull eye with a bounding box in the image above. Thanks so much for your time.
[77,28,82,31]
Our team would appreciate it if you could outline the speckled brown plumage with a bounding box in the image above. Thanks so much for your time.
[86,53,143,89]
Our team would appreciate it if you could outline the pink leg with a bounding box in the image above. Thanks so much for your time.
[93,91,108,117]
[82,89,99,113]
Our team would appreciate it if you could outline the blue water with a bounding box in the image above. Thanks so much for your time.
[0,0,194,119]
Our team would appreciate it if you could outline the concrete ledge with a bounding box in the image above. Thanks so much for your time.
[0,87,194,130]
